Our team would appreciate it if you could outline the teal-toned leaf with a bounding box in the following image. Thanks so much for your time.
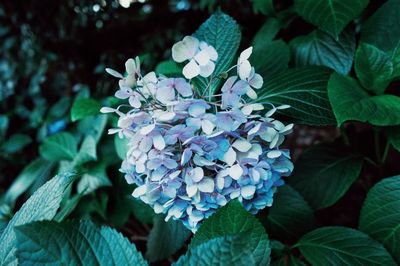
[190,201,270,265]
[192,11,241,97]
[289,145,362,209]
[175,235,254,266]
[39,132,78,161]
[155,60,182,76]
[387,126,400,152]
[77,114,107,143]
[359,175,400,263]
[355,43,394,94]
[272,256,307,266]
[294,0,369,38]
[0,173,75,265]
[264,185,315,240]
[328,73,400,126]
[3,159,54,206]
[1,134,32,154]
[251,0,275,16]
[146,215,191,262]
[114,134,129,160]
[72,135,97,166]
[290,29,355,74]
[360,0,400,78]
[255,66,335,125]
[54,193,83,222]
[0,115,9,141]
[77,163,111,195]
[71,98,101,122]
[15,220,148,266]
[131,198,155,224]
[252,18,281,47]
[296,226,397,266]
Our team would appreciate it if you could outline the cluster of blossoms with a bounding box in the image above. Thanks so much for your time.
[101,36,294,232]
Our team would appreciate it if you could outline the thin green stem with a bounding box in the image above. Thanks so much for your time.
[381,140,391,165]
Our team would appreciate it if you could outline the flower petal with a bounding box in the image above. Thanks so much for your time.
[197,178,214,193]
[222,147,236,166]
[229,164,243,180]
[153,134,166,150]
[105,68,123,78]
[199,62,215,77]
[241,185,256,199]
[194,49,210,66]
[172,36,199,63]
[232,139,252,152]
[183,59,200,79]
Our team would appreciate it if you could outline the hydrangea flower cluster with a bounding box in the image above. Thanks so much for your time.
[101,36,294,232]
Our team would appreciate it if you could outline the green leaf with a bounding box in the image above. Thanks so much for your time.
[3,159,55,206]
[192,11,241,97]
[289,145,362,209]
[190,201,270,265]
[175,235,255,266]
[1,134,32,154]
[252,18,281,47]
[296,226,397,266]
[355,43,394,94]
[263,185,315,240]
[77,114,107,143]
[360,0,400,78]
[328,73,400,126]
[272,256,307,266]
[251,0,275,16]
[72,135,97,166]
[77,163,111,195]
[39,132,78,161]
[15,220,148,266]
[155,60,182,76]
[146,215,191,262]
[0,115,9,141]
[255,66,335,125]
[294,0,369,38]
[71,98,101,122]
[0,173,75,265]
[114,134,129,160]
[131,198,155,224]
[387,126,400,152]
[290,29,355,75]
[359,175,400,263]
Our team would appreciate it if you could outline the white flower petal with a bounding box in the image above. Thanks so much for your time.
[125,58,136,74]
[229,164,243,180]
[105,68,123,78]
[140,124,155,135]
[194,49,211,66]
[232,139,252,152]
[172,36,199,63]
[199,62,215,77]
[249,73,263,89]
[201,120,215,135]
[186,185,198,197]
[239,47,253,62]
[267,150,282,159]
[191,167,204,182]
[183,59,200,79]
[241,185,256,200]
[197,178,214,193]
[100,107,116,113]
[153,134,165,150]
[222,147,237,166]
[158,112,176,122]
[132,185,147,198]
[216,177,224,190]
[238,60,252,80]
[246,88,258,99]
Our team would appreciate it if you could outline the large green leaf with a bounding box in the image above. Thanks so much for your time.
[295,0,368,38]
[387,126,400,152]
[360,0,400,78]
[39,132,78,161]
[192,11,241,97]
[328,73,400,126]
[15,220,148,266]
[77,162,111,195]
[77,114,107,143]
[355,43,394,94]
[175,235,254,266]
[255,66,335,125]
[290,29,355,75]
[190,201,270,265]
[251,18,289,80]
[72,135,97,166]
[114,134,129,160]
[263,185,315,240]
[0,173,75,265]
[359,175,400,263]
[71,98,101,122]
[2,159,54,206]
[146,215,191,262]
[289,145,362,210]
[251,0,275,16]
[296,226,397,266]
